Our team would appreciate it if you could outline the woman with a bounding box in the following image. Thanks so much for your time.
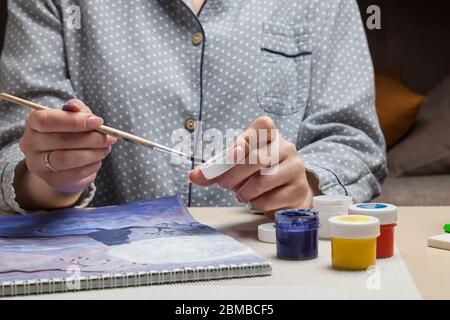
[0,0,387,214]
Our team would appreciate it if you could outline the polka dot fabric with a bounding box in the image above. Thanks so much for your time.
[0,0,387,213]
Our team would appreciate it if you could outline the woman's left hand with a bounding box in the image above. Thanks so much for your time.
[188,117,320,217]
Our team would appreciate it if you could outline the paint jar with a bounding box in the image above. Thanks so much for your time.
[329,215,380,271]
[313,195,353,239]
[275,209,320,260]
[348,203,398,258]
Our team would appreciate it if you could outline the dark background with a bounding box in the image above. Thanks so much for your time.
[1,0,450,93]
[357,0,450,94]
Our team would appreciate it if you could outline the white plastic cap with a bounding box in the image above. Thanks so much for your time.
[348,203,398,225]
[200,149,237,180]
[258,223,276,244]
[329,215,380,239]
[313,195,353,208]
[313,195,353,239]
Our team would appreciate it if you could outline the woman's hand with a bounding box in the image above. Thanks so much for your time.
[14,99,117,210]
[189,117,320,217]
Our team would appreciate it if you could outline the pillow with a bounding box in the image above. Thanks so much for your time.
[375,71,426,148]
[388,76,450,177]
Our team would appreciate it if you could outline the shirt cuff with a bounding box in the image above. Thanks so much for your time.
[303,162,349,196]
[1,147,27,214]
[74,183,96,209]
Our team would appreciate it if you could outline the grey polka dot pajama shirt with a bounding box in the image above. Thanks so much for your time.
[0,0,387,213]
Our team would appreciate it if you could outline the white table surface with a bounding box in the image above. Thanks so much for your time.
[7,206,449,300]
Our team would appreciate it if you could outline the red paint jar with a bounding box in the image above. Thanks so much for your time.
[348,203,398,259]
[378,223,396,258]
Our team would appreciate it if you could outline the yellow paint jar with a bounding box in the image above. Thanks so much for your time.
[328,215,380,271]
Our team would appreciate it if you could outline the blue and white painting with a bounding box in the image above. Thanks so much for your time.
[0,196,268,283]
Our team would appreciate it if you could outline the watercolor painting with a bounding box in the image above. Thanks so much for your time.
[0,196,268,283]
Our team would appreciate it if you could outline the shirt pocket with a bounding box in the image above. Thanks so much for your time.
[257,22,313,115]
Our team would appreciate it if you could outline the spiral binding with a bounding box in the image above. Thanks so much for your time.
[0,262,271,297]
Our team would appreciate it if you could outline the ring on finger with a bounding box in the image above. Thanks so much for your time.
[44,151,59,173]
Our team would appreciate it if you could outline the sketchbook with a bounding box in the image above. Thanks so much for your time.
[0,196,271,297]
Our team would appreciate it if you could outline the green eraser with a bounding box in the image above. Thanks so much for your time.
[444,224,450,233]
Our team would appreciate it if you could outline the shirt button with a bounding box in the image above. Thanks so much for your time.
[185,117,197,133]
[192,32,204,46]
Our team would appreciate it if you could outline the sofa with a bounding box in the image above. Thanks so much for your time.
[1,1,449,206]
[373,77,450,206]
[358,0,450,205]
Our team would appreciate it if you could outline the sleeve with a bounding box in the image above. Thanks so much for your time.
[297,0,388,203]
[0,0,95,214]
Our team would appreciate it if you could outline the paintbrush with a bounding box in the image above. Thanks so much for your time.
[0,93,204,163]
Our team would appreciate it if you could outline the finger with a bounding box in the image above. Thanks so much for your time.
[237,116,278,150]
[230,176,250,193]
[62,99,93,114]
[226,117,278,164]
[221,137,292,190]
[39,148,110,172]
[188,144,245,187]
[26,109,104,133]
[237,163,296,203]
[188,169,221,187]
[46,165,101,194]
[30,131,117,152]
[189,117,277,187]
[250,184,308,213]
[223,147,271,190]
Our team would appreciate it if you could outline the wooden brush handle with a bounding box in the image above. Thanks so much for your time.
[0,93,198,161]
[0,92,157,148]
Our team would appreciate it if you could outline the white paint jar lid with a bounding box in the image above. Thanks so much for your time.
[313,195,353,239]
[348,203,398,225]
[313,195,353,208]
[258,223,276,243]
[329,215,380,239]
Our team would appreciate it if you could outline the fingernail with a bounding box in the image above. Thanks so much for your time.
[235,194,243,203]
[63,100,82,112]
[187,173,192,183]
[62,103,72,112]
[106,136,118,146]
[87,116,103,129]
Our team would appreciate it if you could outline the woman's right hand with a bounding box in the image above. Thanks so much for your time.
[18,99,117,198]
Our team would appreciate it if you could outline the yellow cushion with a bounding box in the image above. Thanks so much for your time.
[375,71,426,148]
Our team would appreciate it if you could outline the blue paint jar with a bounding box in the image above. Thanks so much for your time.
[275,209,320,260]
